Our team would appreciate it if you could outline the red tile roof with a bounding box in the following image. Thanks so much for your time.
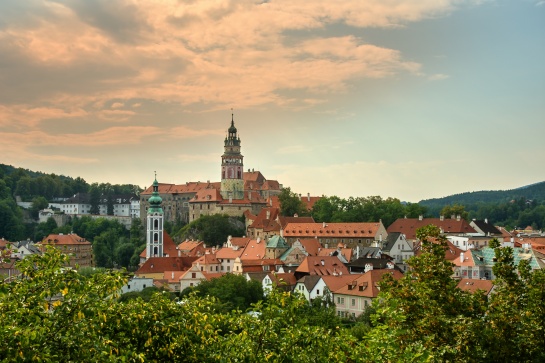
[39,233,91,246]
[240,239,267,260]
[457,278,494,295]
[387,218,477,240]
[321,274,359,292]
[299,238,322,256]
[333,269,403,298]
[283,222,382,238]
[296,256,349,276]
[136,256,199,275]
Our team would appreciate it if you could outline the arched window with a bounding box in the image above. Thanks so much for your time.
[154,219,159,229]
[154,233,159,242]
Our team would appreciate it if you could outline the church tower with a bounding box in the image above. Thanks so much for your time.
[220,113,244,200]
[146,174,164,259]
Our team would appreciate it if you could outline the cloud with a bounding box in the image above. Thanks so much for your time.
[0,0,470,117]
[428,73,450,81]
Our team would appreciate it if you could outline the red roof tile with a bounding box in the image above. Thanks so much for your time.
[387,218,477,240]
[296,256,349,276]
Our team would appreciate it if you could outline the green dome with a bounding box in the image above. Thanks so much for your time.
[148,178,163,214]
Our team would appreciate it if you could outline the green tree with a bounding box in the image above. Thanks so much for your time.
[175,214,244,246]
[89,184,100,215]
[440,204,469,220]
[182,273,263,313]
[29,196,49,219]
[278,187,308,217]
[363,224,488,361]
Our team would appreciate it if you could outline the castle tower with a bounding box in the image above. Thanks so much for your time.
[220,113,244,200]
[146,174,164,259]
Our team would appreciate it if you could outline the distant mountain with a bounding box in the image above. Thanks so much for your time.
[419,181,545,209]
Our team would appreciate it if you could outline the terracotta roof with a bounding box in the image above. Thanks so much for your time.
[268,272,297,287]
[457,278,494,295]
[278,216,315,229]
[244,171,266,183]
[164,270,186,283]
[266,196,280,209]
[333,269,403,298]
[177,240,204,253]
[300,195,321,211]
[387,218,477,240]
[317,248,353,262]
[141,181,219,195]
[228,237,251,248]
[194,253,220,265]
[414,238,464,261]
[140,231,180,258]
[296,256,349,276]
[136,256,198,275]
[298,238,322,256]
[190,188,224,203]
[248,207,281,231]
[240,239,267,260]
[321,275,359,292]
[39,233,91,246]
[216,246,244,259]
[283,222,382,238]
[201,272,225,280]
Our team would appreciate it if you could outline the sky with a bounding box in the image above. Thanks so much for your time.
[1,0,544,203]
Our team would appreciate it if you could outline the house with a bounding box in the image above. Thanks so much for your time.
[317,243,353,263]
[381,232,414,270]
[469,219,503,239]
[279,239,309,269]
[387,215,477,246]
[121,277,154,294]
[348,257,399,274]
[216,244,244,273]
[282,221,388,248]
[37,233,94,268]
[333,269,403,319]
[452,246,544,280]
[177,239,207,257]
[456,278,495,296]
[247,272,297,295]
[295,255,350,280]
[233,258,285,275]
[294,275,324,302]
[135,256,198,279]
[264,235,290,259]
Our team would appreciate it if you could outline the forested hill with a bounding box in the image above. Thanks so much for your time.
[419,181,545,209]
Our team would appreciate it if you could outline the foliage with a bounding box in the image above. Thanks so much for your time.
[278,187,309,217]
[174,214,245,246]
[181,273,263,313]
[440,203,469,220]
[311,195,427,227]
[29,196,49,219]
[363,225,489,362]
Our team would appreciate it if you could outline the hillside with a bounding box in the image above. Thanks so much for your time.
[419,181,545,209]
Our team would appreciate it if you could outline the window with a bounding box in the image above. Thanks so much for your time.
[192,273,196,278]
[337,297,344,304]
[351,298,356,307]
[316,289,320,295]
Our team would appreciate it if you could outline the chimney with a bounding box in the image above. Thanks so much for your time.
[280,229,283,237]
[171,272,174,279]
[323,222,326,228]
[460,252,465,262]
[485,218,488,224]
[248,191,252,200]
[456,215,461,221]
[266,210,270,219]
[257,237,261,244]
[419,215,423,221]
[307,193,310,202]
[321,260,325,266]
[439,215,444,221]
[229,196,233,203]
[451,215,455,220]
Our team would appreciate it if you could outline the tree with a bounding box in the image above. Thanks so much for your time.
[29,196,49,219]
[182,273,263,313]
[440,204,469,220]
[362,224,488,361]
[175,214,244,246]
[278,187,308,217]
[89,184,100,215]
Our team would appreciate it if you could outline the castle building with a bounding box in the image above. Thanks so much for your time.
[140,115,282,224]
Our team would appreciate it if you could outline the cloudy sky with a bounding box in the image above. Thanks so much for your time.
[1,0,544,202]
